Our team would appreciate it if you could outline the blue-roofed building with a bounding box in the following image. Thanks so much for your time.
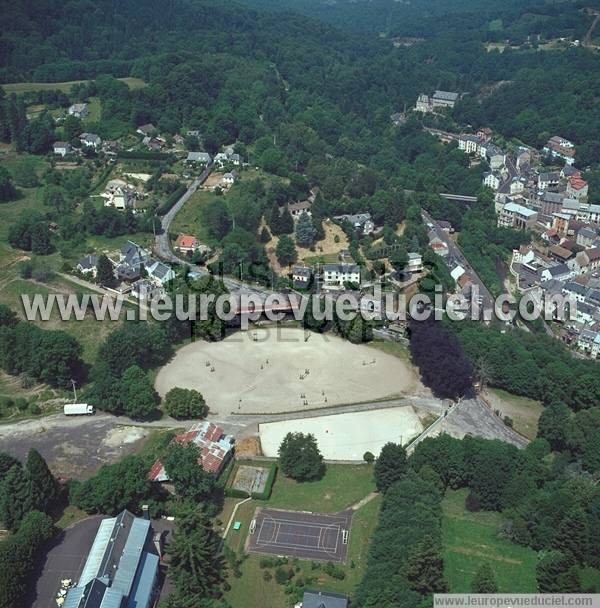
[64,511,159,608]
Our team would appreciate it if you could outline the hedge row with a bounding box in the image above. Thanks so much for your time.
[156,184,187,216]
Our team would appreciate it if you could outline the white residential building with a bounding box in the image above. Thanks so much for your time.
[498,202,538,230]
[484,172,501,190]
[68,103,89,119]
[53,141,72,156]
[322,263,361,289]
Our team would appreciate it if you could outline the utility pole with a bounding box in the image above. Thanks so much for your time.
[70,379,77,402]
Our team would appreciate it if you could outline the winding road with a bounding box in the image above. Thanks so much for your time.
[153,163,272,299]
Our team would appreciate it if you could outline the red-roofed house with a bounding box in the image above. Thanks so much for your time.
[567,177,589,200]
[148,421,234,481]
[175,234,200,253]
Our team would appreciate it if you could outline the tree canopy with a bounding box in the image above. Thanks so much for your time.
[278,432,324,481]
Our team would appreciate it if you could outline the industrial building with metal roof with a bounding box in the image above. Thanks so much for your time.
[63,510,159,608]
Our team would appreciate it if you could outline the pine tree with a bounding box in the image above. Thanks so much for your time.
[279,207,294,235]
[311,192,329,219]
[0,452,19,480]
[536,550,575,592]
[30,221,52,255]
[268,202,282,234]
[167,508,225,600]
[0,464,33,531]
[374,442,407,493]
[96,254,115,287]
[552,506,588,564]
[471,563,498,593]
[295,211,316,247]
[405,535,448,595]
[26,449,58,512]
[275,235,297,267]
[346,314,372,344]
[557,567,581,593]
[259,226,271,243]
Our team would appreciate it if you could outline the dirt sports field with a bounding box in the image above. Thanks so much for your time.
[155,327,416,415]
[259,406,424,461]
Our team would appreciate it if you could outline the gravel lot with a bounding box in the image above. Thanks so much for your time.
[0,415,150,479]
[155,327,417,415]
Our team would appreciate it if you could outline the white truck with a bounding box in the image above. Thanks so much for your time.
[63,403,95,416]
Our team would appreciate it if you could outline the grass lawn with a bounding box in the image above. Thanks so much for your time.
[485,388,543,440]
[170,166,285,247]
[1,277,120,363]
[84,97,102,123]
[580,567,600,593]
[55,505,88,530]
[267,464,375,513]
[303,252,340,265]
[223,464,380,608]
[443,489,538,592]
[368,339,411,363]
[170,188,215,244]
[1,77,146,94]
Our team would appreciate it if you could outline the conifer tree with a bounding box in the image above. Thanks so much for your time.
[471,563,499,593]
[405,535,448,594]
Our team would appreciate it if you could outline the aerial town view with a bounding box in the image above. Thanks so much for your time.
[1,1,600,607]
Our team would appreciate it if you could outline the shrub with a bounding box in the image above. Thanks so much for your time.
[15,398,29,412]
[19,260,34,279]
[465,491,481,512]
[31,265,56,283]
[275,567,294,585]
[29,403,41,415]
[363,451,375,463]
[323,562,346,580]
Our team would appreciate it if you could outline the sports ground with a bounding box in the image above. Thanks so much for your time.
[155,327,416,415]
[246,507,353,563]
[259,406,424,460]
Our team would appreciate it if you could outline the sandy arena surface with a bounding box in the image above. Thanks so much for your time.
[155,327,416,415]
[259,406,424,461]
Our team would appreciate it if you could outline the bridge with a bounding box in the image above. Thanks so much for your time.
[439,193,478,203]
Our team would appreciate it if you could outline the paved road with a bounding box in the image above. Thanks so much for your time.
[423,210,495,314]
[0,389,529,482]
[429,397,528,448]
[154,165,272,300]
[155,166,211,264]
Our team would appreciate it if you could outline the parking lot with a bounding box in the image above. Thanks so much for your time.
[28,516,103,608]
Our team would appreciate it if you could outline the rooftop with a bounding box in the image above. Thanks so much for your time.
[302,589,349,608]
[64,511,158,608]
[504,202,537,217]
[148,421,234,481]
[433,90,459,101]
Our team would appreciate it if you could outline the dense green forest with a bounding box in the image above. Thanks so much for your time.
[244,0,597,39]
[1,0,600,163]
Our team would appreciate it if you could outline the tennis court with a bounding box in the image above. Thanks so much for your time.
[246,507,352,563]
